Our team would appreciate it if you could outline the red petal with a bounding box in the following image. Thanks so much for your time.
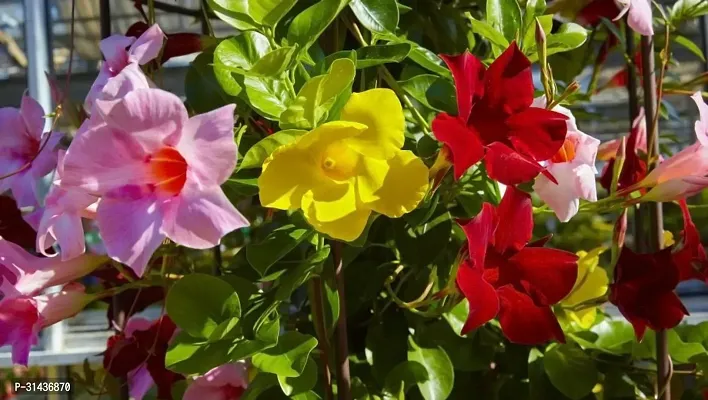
[482,42,533,115]
[440,51,485,122]
[507,107,568,162]
[646,291,689,331]
[493,186,533,253]
[511,247,579,305]
[431,113,485,179]
[458,203,497,269]
[497,285,565,344]
[577,0,621,26]
[528,234,553,248]
[484,142,545,185]
[456,259,500,335]
[674,200,708,282]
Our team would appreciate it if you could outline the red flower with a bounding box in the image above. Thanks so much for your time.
[103,315,183,399]
[674,200,708,282]
[456,187,578,344]
[599,109,648,192]
[576,0,621,27]
[609,247,689,340]
[432,43,568,185]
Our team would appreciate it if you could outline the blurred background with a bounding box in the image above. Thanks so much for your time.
[0,0,707,398]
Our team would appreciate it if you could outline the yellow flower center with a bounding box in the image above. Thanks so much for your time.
[319,141,359,181]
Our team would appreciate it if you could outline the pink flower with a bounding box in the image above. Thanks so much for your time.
[85,24,164,111]
[0,95,62,208]
[638,92,708,202]
[0,237,106,300]
[184,363,248,400]
[532,97,600,222]
[0,282,94,366]
[37,151,98,261]
[62,88,249,276]
[615,0,654,36]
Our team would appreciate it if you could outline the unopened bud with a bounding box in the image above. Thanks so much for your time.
[610,137,627,194]
[610,209,628,269]
[535,18,547,45]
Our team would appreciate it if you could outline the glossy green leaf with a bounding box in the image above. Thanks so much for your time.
[237,75,294,119]
[242,372,279,400]
[590,320,635,354]
[543,344,599,400]
[406,43,451,78]
[407,335,454,400]
[249,46,299,77]
[215,32,272,70]
[166,274,241,339]
[399,74,456,114]
[394,213,452,267]
[252,332,319,377]
[209,0,297,30]
[239,129,307,170]
[278,356,318,395]
[275,245,331,301]
[222,169,260,202]
[350,0,399,34]
[366,311,409,384]
[521,0,546,49]
[165,332,233,374]
[486,0,522,43]
[246,224,315,276]
[186,50,239,114]
[674,35,706,61]
[287,0,350,53]
[355,43,412,68]
[469,18,510,49]
[526,22,589,61]
[383,361,428,398]
[280,58,356,129]
[668,329,706,363]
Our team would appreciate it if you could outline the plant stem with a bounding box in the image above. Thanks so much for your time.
[332,240,351,400]
[200,0,214,36]
[640,31,671,400]
[148,0,156,25]
[308,277,333,400]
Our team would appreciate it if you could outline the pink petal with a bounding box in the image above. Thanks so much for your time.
[0,107,26,151]
[129,365,155,400]
[95,89,188,152]
[85,66,114,112]
[96,196,166,276]
[176,105,237,186]
[569,130,601,172]
[20,94,46,139]
[100,35,134,71]
[125,316,153,337]
[0,297,40,366]
[29,133,62,179]
[10,171,39,208]
[627,0,654,36]
[101,63,151,102]
[534,162,596,223]
[162,177,249,249]
[691,92,708,147]
[38,213,85,261]
[128,24,165,65]
[62,122,150,195]
[35,282,92,326]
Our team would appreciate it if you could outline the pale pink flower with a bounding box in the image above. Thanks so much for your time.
[0,282,94,366]
[0,95,62,208]
[0,237,106,300]
[85,24,164,111]
[62,88,249,276]
[184,362,248,400]
[638,92,708,201]
[615,0,653,36]
[532,97,600,222]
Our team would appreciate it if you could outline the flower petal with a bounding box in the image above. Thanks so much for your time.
[302,180,358,223]
[357,150,429,218]
[340,89,404,159]
[456,259,499,335]
[459,203,497,270]
[128,366,154,400]
[482,42,533,114]
[510,247,579,305]
[176,104,237,186]
[96,196,166,277]
[493,186,532,253]
[20,94,46,139]
[162,177,249,249]
[440,51,485,122]
[627,0,654,36]
[497,285,565,344]
[259,144,322,211]
[304,206,371,242]
[431,113,485,180]
[484,142,545,185]
[506,107,568,162]
[128,24,164,65]
[101,63,151,102]
[692,92,708,146]
[100,35,134,70]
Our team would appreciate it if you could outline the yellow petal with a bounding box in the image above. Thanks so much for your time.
[305,207,371,242]
[569,308,598,330]
[341,89,404,159]
[259,143,320,210]
[297,120,367,151]
[357,150,429,218]
[563,255,609,308]
[302,179,358,223]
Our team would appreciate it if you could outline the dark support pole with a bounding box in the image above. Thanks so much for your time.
[640,33,670,400]
[332,242,351,400]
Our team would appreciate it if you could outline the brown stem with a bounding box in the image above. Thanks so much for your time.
[640,33,670,400]
[332,241,351,400]
[309,278,334,400]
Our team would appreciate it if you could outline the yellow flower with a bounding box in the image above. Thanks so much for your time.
[258,89,430,241]
[560,247,609,329]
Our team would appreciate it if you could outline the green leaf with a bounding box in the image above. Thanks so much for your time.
[407,335,454,400]
[469,18,510,49]
[166,274,241,339]
[543,344,599,400]
[246,224,315,276]
[165,332,233,374]
[215,32,272,71]
[249,46,299,77]
[355,43,412,68]
[222,169,260,202]
[236,75,293,120]
[275,245,331,301]
[287,0,350,53]
[590,320,635,354]
[242,372,279,400]
[406,43,451,78]
[668,329,706,363]
[280,58,356,129]
[394,214,452,267]
[186,50,239,114]
[399,74,456,114]
[486,0,522,43]
[366,311,409,384]
[278,356,318,395]
[526,22,588,61]
[383,361,428,398]
[239,129,306,169]
[674,35,706,61]
[209,0,297,30]
[252,332,319,377]
[521,0,546,49]
[350,0,399,34]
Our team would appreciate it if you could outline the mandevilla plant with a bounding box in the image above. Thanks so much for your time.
[3,0,708,399]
